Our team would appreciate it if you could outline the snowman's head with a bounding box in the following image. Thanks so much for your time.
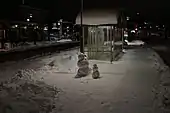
[78,53,85,60]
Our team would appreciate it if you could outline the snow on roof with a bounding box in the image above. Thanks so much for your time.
[76,9,118,25]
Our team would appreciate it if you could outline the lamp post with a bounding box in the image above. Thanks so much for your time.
[80,0,84,53]
[22,0,25,4]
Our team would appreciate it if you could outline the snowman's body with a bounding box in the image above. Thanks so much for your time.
[75,53,90,78]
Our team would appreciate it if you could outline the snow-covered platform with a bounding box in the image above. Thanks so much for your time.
[0,47,169,113]
[0,41,79,63]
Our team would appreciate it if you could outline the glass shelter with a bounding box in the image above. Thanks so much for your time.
[76,9,126,62]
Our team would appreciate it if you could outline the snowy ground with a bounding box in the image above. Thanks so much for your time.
[0,47,169,113]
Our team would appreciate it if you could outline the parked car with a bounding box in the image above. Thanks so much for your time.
[125,40,145,46]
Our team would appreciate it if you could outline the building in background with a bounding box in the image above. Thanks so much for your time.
[0,4,49,49]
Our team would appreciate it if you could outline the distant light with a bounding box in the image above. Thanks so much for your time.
[44,27,48,30]
[24,26,27,29]
[144,22,148,24]
[163,25,165,27]
[29,14,32,18]
[150,26,152,28]
[135,28,138,31]
[127,17,130,20]
[125,40,129,43]
[131,30,135,33]
[34,26,38,29]
[15,25,18,28]
[52,27,57,29]
[156,25,158,28]
[139,27,142,29]
[137,12,140,15]
[67,26,69,29]
[58,22,60,26]
[124,34,128,37]
[27,18,30,22]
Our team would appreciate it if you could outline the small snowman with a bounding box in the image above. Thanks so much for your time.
[92,64,100,79]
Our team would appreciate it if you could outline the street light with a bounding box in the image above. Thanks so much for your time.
[144,22,148,25]
[58,22,60,26]
[80,0,84,53]
[27,18,30,22]
[22,0,25,4]
[30,14,33,18]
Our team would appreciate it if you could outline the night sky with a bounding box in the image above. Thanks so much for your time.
[2,0,170,24]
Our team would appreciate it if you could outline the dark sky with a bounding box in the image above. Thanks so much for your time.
[2,0,170,23]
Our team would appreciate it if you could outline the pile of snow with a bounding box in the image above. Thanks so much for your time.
[38,58,78,74]
[151,52,170,112]
[18,42,31,46]
[104,40,145,46]
[115,41,123,45]
[0,69,60,113]
[104,41,114,46]
[57,39,72,42]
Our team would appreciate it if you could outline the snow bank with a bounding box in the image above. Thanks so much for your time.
[128,40,145,46]
[57,39,72,42]
[150,50,170,112]
[0,69,61,113]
